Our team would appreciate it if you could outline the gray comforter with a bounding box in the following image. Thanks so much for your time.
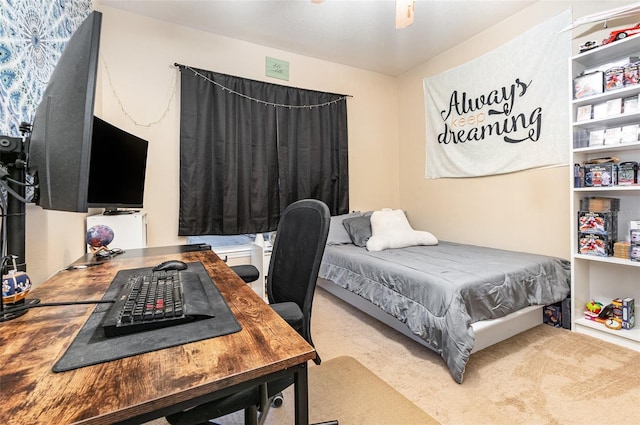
[318,241,571,383]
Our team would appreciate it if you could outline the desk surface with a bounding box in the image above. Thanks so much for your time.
[0,247,315,424]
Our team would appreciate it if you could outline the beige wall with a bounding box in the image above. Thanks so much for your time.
[26,3,400,286]
[25,1,637,285]
[397,1,635,260]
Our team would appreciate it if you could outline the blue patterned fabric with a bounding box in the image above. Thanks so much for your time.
[0,0,92,136]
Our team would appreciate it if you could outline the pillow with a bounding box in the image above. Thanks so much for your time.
[327,212,362,245]
[366,209,438,252]
[342,215,372,247]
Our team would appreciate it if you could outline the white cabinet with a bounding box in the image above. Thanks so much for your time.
[250,234,272,301]
[86,212,147,252]
[570,36,640,350]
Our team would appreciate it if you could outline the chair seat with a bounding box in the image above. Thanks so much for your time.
[270,302,303,332]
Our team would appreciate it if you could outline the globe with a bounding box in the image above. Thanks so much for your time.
[86,224,115,249]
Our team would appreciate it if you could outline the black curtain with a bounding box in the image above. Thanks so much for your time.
[177,65,349,236]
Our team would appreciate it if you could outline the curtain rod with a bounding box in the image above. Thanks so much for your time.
[174,62,353,99]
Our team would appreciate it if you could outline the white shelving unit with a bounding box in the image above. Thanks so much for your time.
[250,234,272,302]
[570,36,640,351]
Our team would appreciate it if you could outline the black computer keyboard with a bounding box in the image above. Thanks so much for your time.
[102,269,216,337]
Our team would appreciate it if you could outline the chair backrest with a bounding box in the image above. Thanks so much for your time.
[267,199,330,335]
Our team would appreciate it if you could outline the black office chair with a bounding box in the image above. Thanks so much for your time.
[230,264,260,284]
[166,199,335,425]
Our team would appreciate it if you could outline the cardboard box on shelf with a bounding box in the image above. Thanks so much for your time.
[579,197,620,212]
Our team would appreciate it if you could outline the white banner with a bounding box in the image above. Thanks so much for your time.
[424,9,571,179]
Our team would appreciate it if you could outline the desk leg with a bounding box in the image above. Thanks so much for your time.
[293,362,309,425]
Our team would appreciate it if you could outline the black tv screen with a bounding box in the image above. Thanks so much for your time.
[87,116,148,210]
[27,11,102,212]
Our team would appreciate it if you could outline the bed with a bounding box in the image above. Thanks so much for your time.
[317,210,571,383]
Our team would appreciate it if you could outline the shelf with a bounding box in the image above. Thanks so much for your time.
[574,254,640,267]
[573,111,640,130]
[573,186,640,193]
[572,34,640,67]
[575,318,640,350]
[573,141,640,154]
[572,84,640,107]
[570,33,640,354]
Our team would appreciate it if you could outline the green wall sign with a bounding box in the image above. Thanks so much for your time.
[266,57,289,81]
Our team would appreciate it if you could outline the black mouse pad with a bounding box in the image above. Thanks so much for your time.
[53,261,241,372]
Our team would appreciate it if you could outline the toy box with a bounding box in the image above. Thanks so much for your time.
[584,163,617,187]
[622,297,635,329]
[618,161,638,185]
[630,244,640,261]
[604,127,622,145]
[623,96,640,114]
[578,211,617,236]
[578,233,613,256]
[624,62,639,86]
[588,129,605,146]
[574,71,604,99]
[576,105,592,121]
[543,302,562,327]
[605,66,624,91]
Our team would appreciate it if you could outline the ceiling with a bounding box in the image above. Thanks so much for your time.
[99,0,537,76]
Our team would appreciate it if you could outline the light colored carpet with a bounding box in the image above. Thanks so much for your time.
[148,287,640,424]
[310,288,640,425]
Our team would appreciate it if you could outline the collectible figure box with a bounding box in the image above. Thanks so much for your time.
[588,129,605,146]
[622,298,635,329]
[574,164,585,188]
[624,95,640,114]
[578,233,613,256]
[576,105,592,121]
[584,163,617,187]
[618,161,638,185]
[574,128,589,148]
[574,71,603,99]
[543,302,562,327]
[624,62,639,86]
[605,66,624,91]
[604,127,622,145]
[578,211,617,236]
[606,98,622,116]
[621,124,639,143]
[630,244,640,261]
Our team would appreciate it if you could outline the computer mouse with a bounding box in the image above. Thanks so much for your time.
[152,260,188,272]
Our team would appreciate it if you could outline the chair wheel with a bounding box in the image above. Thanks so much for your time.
[271,393,284,408]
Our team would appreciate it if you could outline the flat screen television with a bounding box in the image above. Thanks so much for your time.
[87,116,148,212]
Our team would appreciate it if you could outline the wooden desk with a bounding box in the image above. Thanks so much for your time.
[0,246,316,424]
